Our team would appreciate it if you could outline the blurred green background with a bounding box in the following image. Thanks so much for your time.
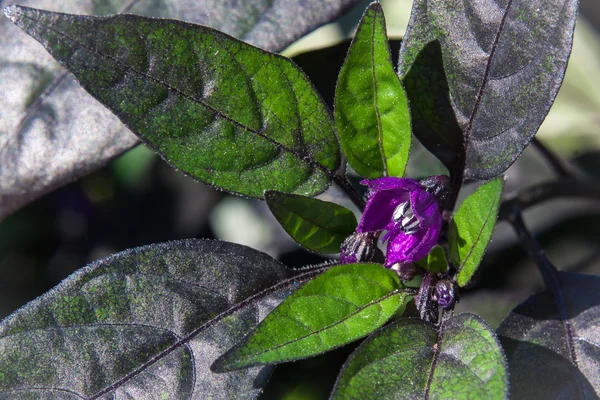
[1,0,600,398]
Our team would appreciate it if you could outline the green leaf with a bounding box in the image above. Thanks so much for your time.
[450,177,504,287]
[415,245,448,274]
[335,2,410,178]
[398,0,578,179]
[497,272,600,398]
[212,263,411,372]
[332,313,508,399]
[0,0,360,220]
[0,239,323,399]
[265,191,357,254]
[5,6,341,199]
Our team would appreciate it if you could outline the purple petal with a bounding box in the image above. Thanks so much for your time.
[410,189,440,228]
[361,177,421,192]
[384,220,441,266]
[357,189,409,232]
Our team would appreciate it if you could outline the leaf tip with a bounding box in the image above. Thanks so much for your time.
[3,4,19,22]
[210,354,235,374]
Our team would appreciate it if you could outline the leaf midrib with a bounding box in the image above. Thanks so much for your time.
[14,8,336,176]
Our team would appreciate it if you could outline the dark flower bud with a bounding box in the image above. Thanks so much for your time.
[340,231,384,264]
[419,175,450,204]
[390,262,424,282]
[433,279,457,309]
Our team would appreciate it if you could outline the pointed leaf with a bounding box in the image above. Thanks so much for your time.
[265,191,357,254]
[0,239,322,399]
[1,1,358,218]
[335,2,411,178]
[332,313,508,399]
[416,245,448,274]
[212,263,411,372]
[398,0,578,179]
[450,177,503,287]
[497,272,600,398]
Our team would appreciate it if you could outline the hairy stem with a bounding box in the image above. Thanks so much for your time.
[334,175,366,211]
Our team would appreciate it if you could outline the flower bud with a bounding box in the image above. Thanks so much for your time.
[433,279,457,309]
[340,232,384,264]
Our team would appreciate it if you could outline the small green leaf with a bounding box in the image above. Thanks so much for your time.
[415,245,448,274]
[335,2,411,178]
[5,6,341,199]
[332,313,508,399]
[212,264,411,372]
[450,177,504,287]
[265,191,357,254]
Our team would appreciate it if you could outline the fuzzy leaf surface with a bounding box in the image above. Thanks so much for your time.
[332,313,508,399]
[265,191,357,254]
[497,272,600,398]
[335,2,410,178]
[450,177,503,287]
[0,239,313,399]
[212,263,410,372]
[398,0,578,179]
[0,1,356,215]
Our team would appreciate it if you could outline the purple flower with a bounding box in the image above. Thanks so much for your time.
[356,177,443,267]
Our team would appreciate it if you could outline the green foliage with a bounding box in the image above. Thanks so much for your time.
[265,191,357,254]
[5,5,341,199]
[212,264,411,372]
[450,177,504,287]
[332,314,508,399]
[335,2,411,178]
[416,245,448,274]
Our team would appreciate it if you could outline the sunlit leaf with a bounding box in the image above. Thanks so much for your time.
[497,272,600,398]
[332,313,508,399]
[0,240,324,399]
[335,2,411,178]
[0,0,360,219]
[450,177,503,287]
[265,191,357,254]
[212,264,411,372]
[416,245,448,274]
[398,0,578,179]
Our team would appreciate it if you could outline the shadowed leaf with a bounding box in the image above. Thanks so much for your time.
[0,239,324,399]
[335,2,411,178]
[331,313,508,399]
[398,0,578,179]
[497,272,600,398]
[212,263,411,372]
[0,0,360,219]
[450,177,503,287]
[265,191,357,254]
[416,245,448,274]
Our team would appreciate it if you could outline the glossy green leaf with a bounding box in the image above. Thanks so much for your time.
[332,313,508,399]
[0,0,360,221]
[415,245,448,274]
[265,191,357,254]
[398,0,578,179]
[450,177,504,287]
[497,272,600,398]
[0,239,325,399]
[5,5,341,199]
[335,2,410,178]
[212,263,411,372]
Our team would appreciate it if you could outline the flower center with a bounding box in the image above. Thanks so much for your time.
[392,201,420,235]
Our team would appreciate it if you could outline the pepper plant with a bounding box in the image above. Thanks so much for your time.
[1,0,599,399]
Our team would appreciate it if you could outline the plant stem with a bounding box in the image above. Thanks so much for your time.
[334,175,366,211]
[531,137,574,179]
[499,179,600,219]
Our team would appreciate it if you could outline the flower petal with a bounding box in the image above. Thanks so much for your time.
[357,189,410,232]
[410,189,440,228]
[361,177,421,192]
[385,219,441,266]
